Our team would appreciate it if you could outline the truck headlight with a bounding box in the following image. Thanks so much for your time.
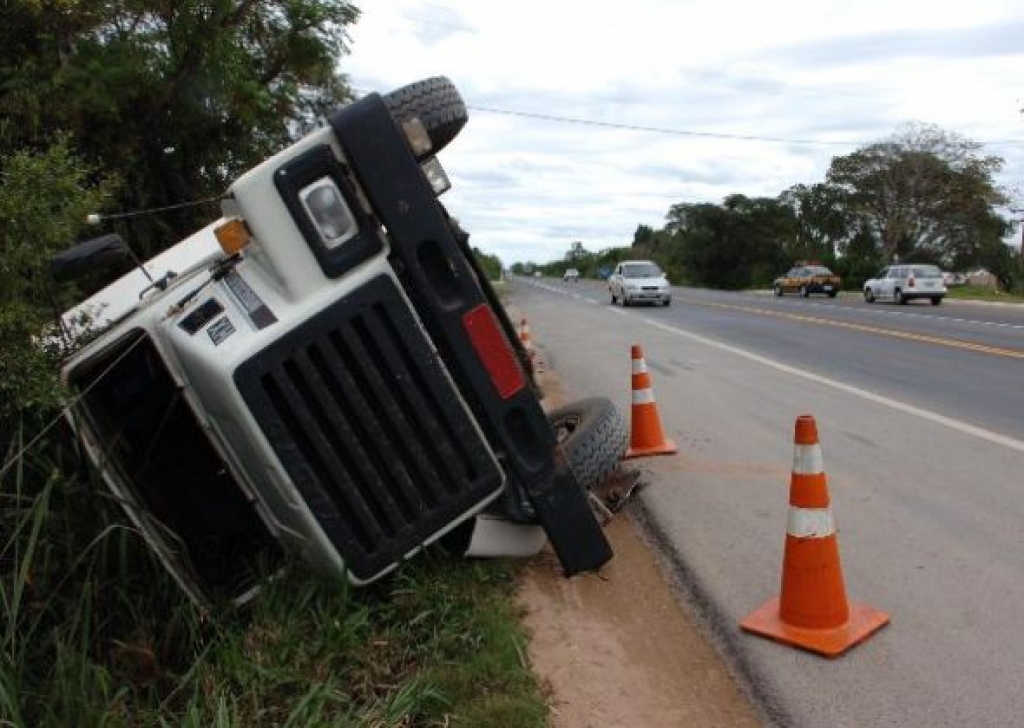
[299,177,358,250]
[273,144,381,278]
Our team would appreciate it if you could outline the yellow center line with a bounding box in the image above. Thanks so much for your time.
[689,299,1024,360]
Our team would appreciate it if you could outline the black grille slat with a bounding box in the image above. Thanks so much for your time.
[373,305,485,483]
[305,341,429,520]
[349,310,471,494]
[261,371,378,552]
[235,275,503,581]
[288,352,404,537]
[328,324,449,508]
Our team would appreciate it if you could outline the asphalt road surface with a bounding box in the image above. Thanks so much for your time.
[509,277,1024,727]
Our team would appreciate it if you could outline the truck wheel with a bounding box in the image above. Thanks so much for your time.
[382,76,468,158]
[548,397,628,491]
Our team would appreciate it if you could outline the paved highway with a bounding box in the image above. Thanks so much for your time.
[509,277,1024,727]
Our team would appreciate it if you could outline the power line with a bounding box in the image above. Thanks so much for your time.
[467,104,860,146]
[355,85,1024,148]
[354,86,858,145]
[468,105,1024,148]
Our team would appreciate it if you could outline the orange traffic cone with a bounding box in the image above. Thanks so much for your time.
[518,317,535,358]
[624,344,677,459]
[740,415,889,657]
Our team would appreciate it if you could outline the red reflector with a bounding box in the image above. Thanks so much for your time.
[462,304,525,400]
[908,276,915,288]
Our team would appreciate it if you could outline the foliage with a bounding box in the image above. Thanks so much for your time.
[0,0,360,258]
[826,123,1008,267]
[664,195,798,289]
[777,182,855,260]
[1,468,547,728]
[501,122,1013,290]
[980,241,1024,293]
[508,122,1016,292]
[0,8,546,727]
[472,246,504,281]
[947,281,1024,302]
[0,141,114,422]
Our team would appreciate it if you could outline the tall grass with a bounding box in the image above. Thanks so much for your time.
[2,423,547,727]
[945,285,1024,303]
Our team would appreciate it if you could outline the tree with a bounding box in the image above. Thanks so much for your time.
[826,123,1007,265]
[777,183,854,260]
[632,224,656,245]
[472,247,503,281]
[1,0,360,257]
[0,141,114,423]
[665,196,795,288]
[668,202,751,288]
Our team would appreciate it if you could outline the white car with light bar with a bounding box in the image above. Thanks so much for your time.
[863,264,947,305]
[56,77,626,607]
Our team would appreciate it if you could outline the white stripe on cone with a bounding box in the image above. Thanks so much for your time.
[632,388,656,405]
[787,506,836,538]
[632,359,648,374]
[792,443,824,474]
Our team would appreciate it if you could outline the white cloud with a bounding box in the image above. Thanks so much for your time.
[343,0,1024,265]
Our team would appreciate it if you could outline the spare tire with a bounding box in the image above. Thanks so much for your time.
[382,76,468,158]
[547,397,628,491]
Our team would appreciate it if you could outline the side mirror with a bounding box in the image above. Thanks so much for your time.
[51,233,154,300]
[51,234,133,281]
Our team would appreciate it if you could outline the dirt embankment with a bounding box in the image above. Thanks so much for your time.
[516,362,762,727]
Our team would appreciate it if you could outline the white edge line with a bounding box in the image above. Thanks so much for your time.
[642,318,1024,454]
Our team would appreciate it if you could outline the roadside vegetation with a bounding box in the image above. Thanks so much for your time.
[945,285,1024,304]
[2,451,545,726]
[1,4,544,726]
[516,126,1024,298]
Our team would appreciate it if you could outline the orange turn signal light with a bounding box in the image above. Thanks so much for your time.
[214,218,251,255]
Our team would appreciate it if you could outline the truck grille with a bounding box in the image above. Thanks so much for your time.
[235,274,503,581]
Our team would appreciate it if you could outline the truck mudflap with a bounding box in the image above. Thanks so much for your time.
[329,93,612,576]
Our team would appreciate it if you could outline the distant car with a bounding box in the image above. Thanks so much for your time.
[608,260,671,306]
[773,264,841,298]
[563,267,580,282]
[863,264,947,305]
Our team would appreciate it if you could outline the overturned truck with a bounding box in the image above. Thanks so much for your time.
[58,77,626,607]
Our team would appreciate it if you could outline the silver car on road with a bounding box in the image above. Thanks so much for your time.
[608,260,671,306]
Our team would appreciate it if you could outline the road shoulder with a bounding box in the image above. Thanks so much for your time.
[515,359,761,727]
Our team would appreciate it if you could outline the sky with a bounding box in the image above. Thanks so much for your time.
[342,0,1024,266]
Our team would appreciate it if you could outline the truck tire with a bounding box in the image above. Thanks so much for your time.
[548,397,628,491]
[382,76,468,158]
